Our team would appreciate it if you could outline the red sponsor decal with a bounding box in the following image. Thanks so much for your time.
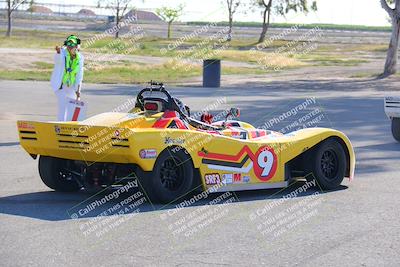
[233,173,242,183]
[153,118,172,128]
[18,121,34,130]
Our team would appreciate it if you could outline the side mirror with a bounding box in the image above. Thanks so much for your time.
[226,107,240,120]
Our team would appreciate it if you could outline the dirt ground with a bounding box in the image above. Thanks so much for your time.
[0,42,389,86]
[0,18,391,81]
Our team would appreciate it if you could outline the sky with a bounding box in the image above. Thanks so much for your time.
[16,0,392,26]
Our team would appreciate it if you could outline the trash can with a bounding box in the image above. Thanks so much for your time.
[108,16,115,23]
[203,59,221,88]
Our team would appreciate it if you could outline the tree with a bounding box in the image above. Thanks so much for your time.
[224,0,241,41]
[5,0,28,37]
[101,0,133,38]
[156,5,184,39]
[252,0,317,43]
[381,0,400,76]
[28,0,34,12]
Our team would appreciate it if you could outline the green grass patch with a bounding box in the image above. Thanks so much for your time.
[33,61,53,69]
[0,62,266,84]
[297,54,368,66]
[85,62,201,83]
[349,72,379,78]
[316,44,388,53]
[211,49,306,69]
[0,70,51,81]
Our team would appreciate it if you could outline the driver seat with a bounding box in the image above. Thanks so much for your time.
[143,98,168,113]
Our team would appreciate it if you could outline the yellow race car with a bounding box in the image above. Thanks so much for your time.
[17,82,355,203]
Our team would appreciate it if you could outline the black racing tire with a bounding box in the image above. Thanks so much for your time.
[38,156,81,192]
[305,139,346,190]
[391,118,400,142]
[138,148,194,204]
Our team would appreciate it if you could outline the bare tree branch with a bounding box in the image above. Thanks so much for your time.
[381,0,395,18]
[100,0,133,38]
[261,0,272,8]
[11,0,27,11]
[122,4,129,16]
[224,0,242,41]
[6,0,28,37]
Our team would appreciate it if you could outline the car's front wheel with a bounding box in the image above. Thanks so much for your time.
[138,148,194,203]
[38,156,81,192]
[306,139,346,190]
[391,118,400,142]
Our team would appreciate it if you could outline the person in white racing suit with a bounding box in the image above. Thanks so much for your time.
[50,35,84,121]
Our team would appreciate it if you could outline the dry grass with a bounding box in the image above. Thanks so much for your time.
[216,50,307,69]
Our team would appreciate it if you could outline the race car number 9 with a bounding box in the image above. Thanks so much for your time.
[258,150,274,176]
[254,146,277,181]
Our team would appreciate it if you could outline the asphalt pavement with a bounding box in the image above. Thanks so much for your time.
[0,79,399,266]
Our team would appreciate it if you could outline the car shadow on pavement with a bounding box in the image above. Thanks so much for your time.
[357,142,400,152]
[0,142,20,147]
[0,179,347,222]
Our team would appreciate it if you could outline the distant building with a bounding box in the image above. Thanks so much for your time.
[124,9,161,22]
[77,9,96,16]
[26,5,53,14]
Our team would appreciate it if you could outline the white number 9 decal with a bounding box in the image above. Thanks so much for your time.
[257,150,274,177]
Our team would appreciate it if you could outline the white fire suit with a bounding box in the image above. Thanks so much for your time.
[50,47,84,121]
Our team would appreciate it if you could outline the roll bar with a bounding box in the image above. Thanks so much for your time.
[135,81,223,131]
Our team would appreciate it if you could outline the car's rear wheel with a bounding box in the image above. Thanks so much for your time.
[391,118,400,142]
[38,156,81,192]
[138,148,194,203]
[306,139,346,190]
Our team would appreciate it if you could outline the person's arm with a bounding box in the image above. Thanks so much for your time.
[51,46,65,92]
[75,53,84,99]
[54,46,63,65]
